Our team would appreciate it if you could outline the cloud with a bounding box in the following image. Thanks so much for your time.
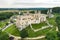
[0,0,60,8]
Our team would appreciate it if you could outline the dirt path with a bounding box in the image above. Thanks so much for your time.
[30,20,53,32]
[2,23,13,31]
[56,27,58,31]
[9,34,45,40]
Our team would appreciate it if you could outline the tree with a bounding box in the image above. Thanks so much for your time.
[20,29,28,38]
[45,31,58,40]
[20,12,23,15]
[0,30,9,40]
[57,32,60,40]
[52,7,60,13]
[0,12,13,20]
[55,16,60,31]
[29,11,35,14]
[20,29,28,40]
[41,10,47,14]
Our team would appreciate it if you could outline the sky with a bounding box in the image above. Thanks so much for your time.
[0,0,60,8]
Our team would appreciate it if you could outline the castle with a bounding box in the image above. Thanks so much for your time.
[14,10,47,31]
[10,9,53,31]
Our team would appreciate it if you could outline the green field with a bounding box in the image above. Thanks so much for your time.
[32,22,47,29]
[25,26,51,37]
[4,24,52,37]
[4,24,20,36]
[47,13,60,26]
[0,19,9,28]
[1,13,59,39]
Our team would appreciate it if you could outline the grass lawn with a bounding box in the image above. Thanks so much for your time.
[46,13,60,32]
[47,13,60,26]
[4,24,52,37]
[4,24,20,36]
[25,26,51,37]
[32,22,47,29]
[47,18,56,26]
[0,19,9,28]
[3,19,54,37]
[25,13,59,37]
[0,21,6,28]
[3,13,60,38]
[54,13,60,17]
